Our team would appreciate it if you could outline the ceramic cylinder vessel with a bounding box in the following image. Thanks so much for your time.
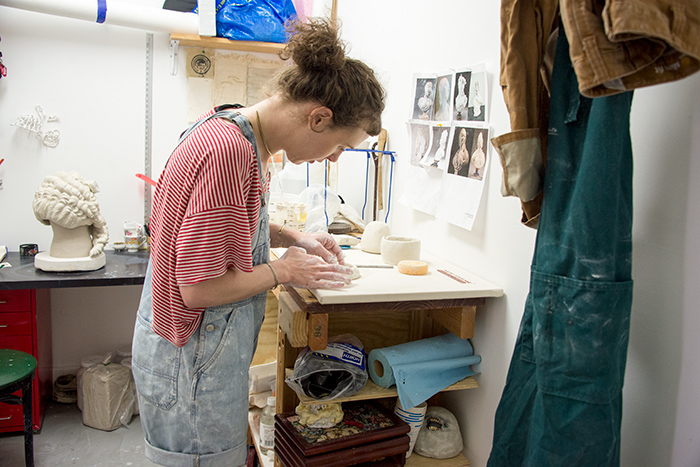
[380,236,421,265]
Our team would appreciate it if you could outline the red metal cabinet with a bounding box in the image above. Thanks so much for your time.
[0,289,52,432]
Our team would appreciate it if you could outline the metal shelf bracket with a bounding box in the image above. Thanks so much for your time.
[169,39,179,76]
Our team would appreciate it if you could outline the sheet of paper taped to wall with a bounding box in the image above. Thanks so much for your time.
[187,51,286,122]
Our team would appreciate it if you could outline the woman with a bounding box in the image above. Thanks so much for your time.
[132,19,385,467]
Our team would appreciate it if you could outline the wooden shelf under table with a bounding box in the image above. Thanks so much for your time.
[278,287,485,351]
[284,368,478,406]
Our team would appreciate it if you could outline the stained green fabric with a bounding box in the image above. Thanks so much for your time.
[488,28,634,466]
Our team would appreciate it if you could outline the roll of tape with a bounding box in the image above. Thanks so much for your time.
[19,243,39,257]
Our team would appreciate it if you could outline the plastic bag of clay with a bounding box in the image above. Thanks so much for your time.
[414,406,464,459]
[82,363,135,431]
[286,334,368,401]
[299,185,341,233]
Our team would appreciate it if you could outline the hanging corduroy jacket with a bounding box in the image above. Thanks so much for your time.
[492,0,700,228]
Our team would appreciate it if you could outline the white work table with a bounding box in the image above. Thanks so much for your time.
[306,247,503,305]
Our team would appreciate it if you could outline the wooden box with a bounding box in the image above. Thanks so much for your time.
[274,401,410,467]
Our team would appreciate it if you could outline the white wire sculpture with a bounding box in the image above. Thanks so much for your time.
[11,105,60,148]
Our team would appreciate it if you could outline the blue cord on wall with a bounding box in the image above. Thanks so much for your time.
[362,151,370,220]
[344,148,397,223]
[385,153,396,223]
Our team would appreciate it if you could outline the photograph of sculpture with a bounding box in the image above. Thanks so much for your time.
[420,125,451,171]
[448,126,472,177]
[467,70,487,122]
[433,73,454,121]
[448,125,489,181]
[409,122,432,167]
[412,75,437,120]
[467,128,488,180]
[453,70,472,120]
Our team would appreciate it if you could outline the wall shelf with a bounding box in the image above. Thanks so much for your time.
[170,33,285,55]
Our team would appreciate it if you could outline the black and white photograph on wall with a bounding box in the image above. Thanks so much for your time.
[412,75,437,120]
[467,128,488,180]
[409,122,432,167]
[448,125,489,181]
[453,70,472,120]
[420,125,451,171]
[467,70,487,122]
[433,73,454,121]
[448,125,473,177]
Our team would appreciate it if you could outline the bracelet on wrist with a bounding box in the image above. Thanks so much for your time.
[265,262,279,289]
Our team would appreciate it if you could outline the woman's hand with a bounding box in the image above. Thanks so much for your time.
[293,231,346,265]
[275,246,351,289]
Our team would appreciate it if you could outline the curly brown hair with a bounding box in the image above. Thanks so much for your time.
[275,19,385,136]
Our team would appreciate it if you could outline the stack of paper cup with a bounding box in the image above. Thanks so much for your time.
[394,399,428,457]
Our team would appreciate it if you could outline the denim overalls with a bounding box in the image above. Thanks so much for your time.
[132,111,269,467]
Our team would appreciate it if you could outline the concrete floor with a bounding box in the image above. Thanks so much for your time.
[0,402,158,466]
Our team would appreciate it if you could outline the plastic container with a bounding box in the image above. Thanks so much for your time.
[276,201,307,231]
[260,396,276,454]
[77,355,107,411]
[115,347,132,364]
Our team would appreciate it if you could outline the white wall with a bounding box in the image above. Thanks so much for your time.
[0,0,186,381]
[0,1,698,466]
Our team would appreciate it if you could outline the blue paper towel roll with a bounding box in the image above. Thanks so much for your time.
[368,333,481,408]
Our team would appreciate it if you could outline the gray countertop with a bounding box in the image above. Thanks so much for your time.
[0,250,149,290]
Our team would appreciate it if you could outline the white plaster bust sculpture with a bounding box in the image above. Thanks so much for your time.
[417,81,434,120]
[455,75,468,120]
[32,171,109,271]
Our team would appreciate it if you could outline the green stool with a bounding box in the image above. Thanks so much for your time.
[0,349,37,467]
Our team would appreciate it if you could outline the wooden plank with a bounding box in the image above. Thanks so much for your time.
[279,293,416,351]
[428,306,476,339]
[285,369,478,405]
[410,309,430,341]
[406,452,470,467]
[170,33,285,55]
[251,291,279,367]
[307,313,328,350]
[278,291,308,348]
[277,329,301,414]
[285,284,486,314]
[327,311,413,353]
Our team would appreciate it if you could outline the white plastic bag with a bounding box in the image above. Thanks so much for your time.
[285,334,368,402]
[299,185,341,233]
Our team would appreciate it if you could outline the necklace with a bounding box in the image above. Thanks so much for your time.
[255,110,273,156]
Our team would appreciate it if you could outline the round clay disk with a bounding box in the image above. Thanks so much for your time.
[397,260,428,275]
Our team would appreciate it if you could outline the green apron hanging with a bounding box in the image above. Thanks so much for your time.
[488,27,634,466]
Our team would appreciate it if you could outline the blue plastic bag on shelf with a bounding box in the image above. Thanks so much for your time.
[196,0,297,43]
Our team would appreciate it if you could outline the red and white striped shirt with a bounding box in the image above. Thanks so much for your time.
[149,111,265,347]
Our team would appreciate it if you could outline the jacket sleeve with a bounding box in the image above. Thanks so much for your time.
[492,0,559,228]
